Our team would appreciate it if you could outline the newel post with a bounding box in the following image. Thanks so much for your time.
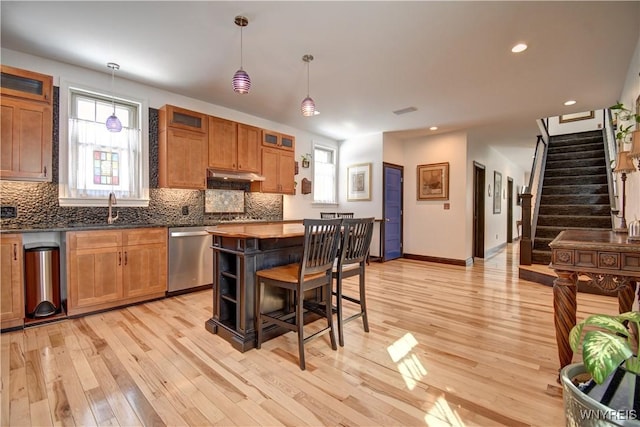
[520,193,532,265]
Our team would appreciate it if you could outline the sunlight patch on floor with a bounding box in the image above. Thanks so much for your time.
[387,332,427,390]
[424,396,466,427]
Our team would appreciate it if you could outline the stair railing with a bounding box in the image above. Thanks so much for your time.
[603,108,619,226]
[520,119,549,265]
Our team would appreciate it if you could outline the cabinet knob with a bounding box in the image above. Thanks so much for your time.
[13,244,17,261]
[118,252,122,266]
[43,166,47,177]
[124,251,128,265]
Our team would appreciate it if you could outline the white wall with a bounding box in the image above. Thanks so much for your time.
[547,110,605,135]
[401,132,468,260]
[467,137,526,257]
[617,36,640,227]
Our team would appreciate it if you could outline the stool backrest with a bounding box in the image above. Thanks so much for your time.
[300,219,343,277]
[338,217,375,267]
[320,212,337,219]
[336,212,354,218]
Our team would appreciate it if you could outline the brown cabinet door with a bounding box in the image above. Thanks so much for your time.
[0,98,52,181]
[160,128,206,189]
[261,147,280,193]
[237,123,261,173]
[67,247,123,315]
[163,105,207,133]
[122,243,167,298]
[208,116,238,170]
[0,234,24,328]
[1,65,52,104]
[278,150,296,194]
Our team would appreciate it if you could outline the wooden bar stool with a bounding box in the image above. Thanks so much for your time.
[332,217,375,347]
[255,218,342,370]
[320,212,337,219]
[336,212,354,218]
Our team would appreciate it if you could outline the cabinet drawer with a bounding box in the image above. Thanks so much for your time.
[67,230,122,250]
[123,228,167,246]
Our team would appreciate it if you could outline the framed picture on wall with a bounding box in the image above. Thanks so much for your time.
[493,171,502,214]
[417,162,449,200]
[559,110,595,123]
[347,163,372,201]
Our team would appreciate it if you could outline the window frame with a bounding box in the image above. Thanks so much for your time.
[312,143,338,205]
[59,79,149,207]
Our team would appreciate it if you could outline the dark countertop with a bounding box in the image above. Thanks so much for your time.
[0,219,299,234]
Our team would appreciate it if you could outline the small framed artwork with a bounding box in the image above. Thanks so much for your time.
[493,171,502,214]
[417,162,449,200]
[559,111,595,123]
[347,163,372,201]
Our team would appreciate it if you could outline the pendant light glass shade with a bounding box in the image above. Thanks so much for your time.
[301,96,315,117]
[301,54,315,117]
[106,62,122,133]
[232,16,251,94]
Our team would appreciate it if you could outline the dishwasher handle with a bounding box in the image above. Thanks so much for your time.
[169,230,210,238]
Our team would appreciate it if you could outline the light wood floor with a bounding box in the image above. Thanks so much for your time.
[1,244,619,426]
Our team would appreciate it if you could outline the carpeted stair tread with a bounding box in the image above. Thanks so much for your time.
[535,225,607,238]
[539,194,610,204]
[538,204,611,215]
[541,184,608,195]
[543,175,608,185]
[544,165,607,177]
[545,158,605,169]
[547,142,605,154]
[536,215,611,228]
[546,149,608,161]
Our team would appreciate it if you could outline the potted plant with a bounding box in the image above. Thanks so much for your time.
[610,102,640,146]
[301,153,311,168]
[561,311,640,426]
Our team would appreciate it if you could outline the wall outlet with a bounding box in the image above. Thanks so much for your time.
[0,205,17,219]
[496,234,499,239]
[181,206,189,215]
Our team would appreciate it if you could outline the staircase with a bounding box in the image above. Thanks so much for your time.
[532,130,612,264]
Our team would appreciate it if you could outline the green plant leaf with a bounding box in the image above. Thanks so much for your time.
[617,311,640,323]
[570,321,586,352]
[582,331,633,384]
[625,357,640,375]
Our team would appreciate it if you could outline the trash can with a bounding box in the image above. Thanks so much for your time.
[24,243,60,318]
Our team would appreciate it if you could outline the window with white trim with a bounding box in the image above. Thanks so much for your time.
[313,145,337,204]
[60,86,148,206]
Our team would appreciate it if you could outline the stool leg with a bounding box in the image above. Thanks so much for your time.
[296,289,306,370]
[335,272,345,347]
[359,264,369,333]
[326,281,337,351]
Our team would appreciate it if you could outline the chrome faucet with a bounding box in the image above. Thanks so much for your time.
[107,192,119,224]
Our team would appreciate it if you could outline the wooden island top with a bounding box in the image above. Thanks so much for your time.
[205,222,304,239]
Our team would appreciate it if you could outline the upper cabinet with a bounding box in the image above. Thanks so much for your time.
[208,117,261,173]
[0,65,53,182]
[262,129,295,152]
[158,105,208,189]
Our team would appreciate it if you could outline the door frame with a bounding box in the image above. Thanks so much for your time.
[473,162,485,259]
[382,162,404,262]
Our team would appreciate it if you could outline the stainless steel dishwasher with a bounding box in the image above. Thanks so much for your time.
[168,226,213,294]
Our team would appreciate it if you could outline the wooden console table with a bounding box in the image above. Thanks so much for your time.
[549,229,640,373]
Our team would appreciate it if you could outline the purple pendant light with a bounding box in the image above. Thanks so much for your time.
[232,16,251,94]
[301,54,315,117]
[106,62,122,132]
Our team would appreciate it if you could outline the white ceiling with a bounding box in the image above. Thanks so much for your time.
[2,1,639,170]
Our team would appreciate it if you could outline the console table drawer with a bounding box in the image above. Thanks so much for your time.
[622,253,640,271]
[597,252,620,269]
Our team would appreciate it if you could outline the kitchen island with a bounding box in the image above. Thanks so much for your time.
[205,222,312,351]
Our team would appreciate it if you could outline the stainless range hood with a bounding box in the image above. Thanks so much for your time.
[207,169,266,182]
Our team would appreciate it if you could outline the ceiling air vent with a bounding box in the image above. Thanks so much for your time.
[392,106,417,115]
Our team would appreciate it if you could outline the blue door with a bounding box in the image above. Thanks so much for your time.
[383,164,403,261]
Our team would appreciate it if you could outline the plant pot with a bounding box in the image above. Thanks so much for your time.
[561,363,640,426]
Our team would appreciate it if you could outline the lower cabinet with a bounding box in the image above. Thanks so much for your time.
[66,228,167,316]
[0,234,24,329]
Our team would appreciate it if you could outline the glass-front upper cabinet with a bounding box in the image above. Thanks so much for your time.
[1,65,52,104]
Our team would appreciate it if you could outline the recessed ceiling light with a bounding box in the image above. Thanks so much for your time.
[511,43,528,53]
[430,126,438,131]
[564,100,577,106]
